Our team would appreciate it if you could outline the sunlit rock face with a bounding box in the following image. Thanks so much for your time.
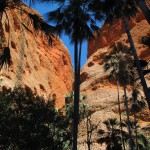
[0,2,73,108]
[81,0,150,112]
[88,0,150,58]
[79,1,150,149]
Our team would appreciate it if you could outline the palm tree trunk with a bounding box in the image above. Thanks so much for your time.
[123,81,133,150]
[0,12,2,95]
[134,113,138,150]
[0,12,3,49]
[73,37,79,150]
[73,40,82,150]
[112,56,126,150]
[121,12,150,110]
[116,81,126,150]
[136,0,150,24]
[78,41,82,76]
[86,115,91,150]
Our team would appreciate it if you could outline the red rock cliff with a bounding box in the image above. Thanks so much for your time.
[79,2,150,149]
[88,0,150,58]
[0,3,73,108]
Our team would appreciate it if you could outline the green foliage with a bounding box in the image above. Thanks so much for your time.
[0,87,71,150]
[0,47,11,69]
[0,1,55,70]
[128,120,149,150]
[141,33,150,47]
[97,118,128,150]
[103,43,135,86]
[97,118,149,150]
[89,0,138,24]
[64,92,88,122]
[63,92,89,148]
[46,0,101,43]
[129,88,146,113]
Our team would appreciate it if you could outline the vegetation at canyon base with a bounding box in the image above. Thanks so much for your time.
[0,0,150,150]
[0,87,72,150]
[0,87,90,150]
[97,118,150,150]
[103,43,150,150]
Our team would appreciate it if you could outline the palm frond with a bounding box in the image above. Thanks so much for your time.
[104,63,111,72]
[98,129,105,136]
[137,134,149,147]
[103,0,138,23]
[131,103,141,113]
[141,34,150,47]
[137,100,146,109]
[28,13,55,44]
[120,121,127,128]
[97,136,110,145]
[143,69,150,76]
[0,47,11,70]
[45,0,101,44]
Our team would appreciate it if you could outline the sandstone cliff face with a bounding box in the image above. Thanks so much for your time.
[88,0,150,58]
[0,3,73,108]
[79,3,150,149]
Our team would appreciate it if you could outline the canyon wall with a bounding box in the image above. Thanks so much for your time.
[88,0,150,58]
[79,2,150,149]
[0,2,73,108]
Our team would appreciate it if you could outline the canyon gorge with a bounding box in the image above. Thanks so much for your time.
[0,1,150,150]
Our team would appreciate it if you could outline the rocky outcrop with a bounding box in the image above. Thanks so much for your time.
[0,3,73,108]
[79,2,150,149]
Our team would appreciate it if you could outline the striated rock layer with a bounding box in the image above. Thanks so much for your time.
[79,2,150,149]
[0,3,73,108]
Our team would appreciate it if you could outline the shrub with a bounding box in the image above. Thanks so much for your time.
[0,87,71,150]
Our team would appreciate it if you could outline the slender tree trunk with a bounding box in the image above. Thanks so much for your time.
[134,113,138,150]
[116,81,126,150]
[0,11,4,71]
[78,41,82,76]
[73,4,80,148]
[123,81,133,150]
[73,37,79,150]
[0,12,3,49]
[121,12,150,110]
[86,115,91,150]
[78,40,82,82]
[73,40,82,150]
[112,56,126,150]
[136,0,150,24]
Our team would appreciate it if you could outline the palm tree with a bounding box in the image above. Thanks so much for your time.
[103,44,129,150]
[44,1,101,149]
[130,87,146,150]
[135,0,150,24]
[98,118,149,150]
[117,0,150,111]
[125,119,149,150]
[121,11,150,110]
[0,0,55,70]
[0,0,11,70]
[97,118,128,150]
[104,43,134,150]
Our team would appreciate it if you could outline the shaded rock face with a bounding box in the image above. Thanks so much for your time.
[0,3,73,108]
[79,2,150,150]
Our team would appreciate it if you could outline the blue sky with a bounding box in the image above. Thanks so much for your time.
[25,2,88,68]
